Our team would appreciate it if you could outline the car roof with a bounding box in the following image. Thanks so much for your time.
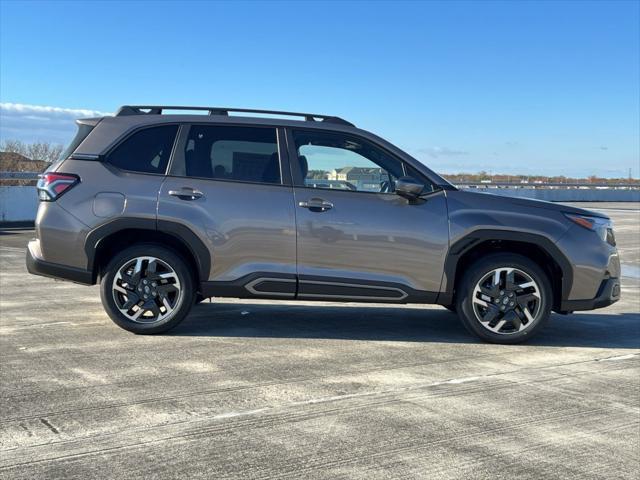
[73,108,454,189]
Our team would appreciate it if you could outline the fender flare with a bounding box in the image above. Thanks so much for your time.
[439,229,573,306]
[85,218,211,281]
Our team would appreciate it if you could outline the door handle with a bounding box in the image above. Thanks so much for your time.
[298,198,333,212]
[168,187,204,201]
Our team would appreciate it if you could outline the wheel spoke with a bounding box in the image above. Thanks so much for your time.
[131,306,144,320]
[481,304,500,323]
[516,281,540,300]
[522,306,535,323]
[157,284,178,294]
[473,296,489,307]
[161,296,172,311]
[491,319,507,332]
[157,272,178,280]
[130,258,144,284]
[147,259,158,274]
[516,293,538,308]
[479,285,498,299]
[503,310,522,331]
[122,293,140,310]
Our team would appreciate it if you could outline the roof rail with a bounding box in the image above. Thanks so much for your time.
[115,105,355,127]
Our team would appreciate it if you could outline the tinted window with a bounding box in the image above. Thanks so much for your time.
[293,130,405,194]
[179,125,280,184]
[107,125,178,174]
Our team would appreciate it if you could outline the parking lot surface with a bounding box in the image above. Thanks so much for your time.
[1,202,638,479]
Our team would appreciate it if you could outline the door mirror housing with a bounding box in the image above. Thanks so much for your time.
[395,176,425,200]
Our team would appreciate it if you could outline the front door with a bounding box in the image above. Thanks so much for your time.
[288,128,449,302]
[158,124,297,298]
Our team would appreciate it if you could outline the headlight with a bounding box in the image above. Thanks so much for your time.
[564,213,615,246]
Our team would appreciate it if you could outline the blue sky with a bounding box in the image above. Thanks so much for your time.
[1,0,638,178]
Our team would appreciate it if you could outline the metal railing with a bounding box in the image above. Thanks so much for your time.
[0,171,40,180]
[453,181,640,189]
[1,172,638,191]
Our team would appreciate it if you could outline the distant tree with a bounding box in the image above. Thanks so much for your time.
[0,139,64,163]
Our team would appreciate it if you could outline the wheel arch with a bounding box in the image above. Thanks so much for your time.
[85,218,211,283]
[439,230,572,311]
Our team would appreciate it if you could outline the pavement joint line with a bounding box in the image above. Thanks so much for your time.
[0,372,496,425]
[264,416,640,480]
[1,380,519,456]
[0,352,502,405]
[597,353,637,362]
[1,406,628,473]
[346,419,640,480]
[2,347,634,424]
[2,352,637,429]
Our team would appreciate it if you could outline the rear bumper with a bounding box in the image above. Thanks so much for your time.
[560,277,620,312]
[26,239,94,285]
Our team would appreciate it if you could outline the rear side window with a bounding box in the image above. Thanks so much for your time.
[176,125,280,184]
[106,125,178,174]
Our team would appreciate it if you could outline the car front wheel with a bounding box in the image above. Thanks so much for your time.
[100,244,195,334]
[456,253,552,344]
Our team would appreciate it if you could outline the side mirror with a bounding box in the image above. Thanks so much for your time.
[395,176,424,200]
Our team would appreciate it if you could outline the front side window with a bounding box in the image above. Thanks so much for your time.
[177,125,280,184]
[106,125,178,174]
[293,130,405,194]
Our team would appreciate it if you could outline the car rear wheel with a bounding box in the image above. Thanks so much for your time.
[456,253,552,344]
[100,244,195,334]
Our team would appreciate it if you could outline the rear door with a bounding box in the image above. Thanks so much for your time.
[158,124,297,298]
[288,128,449,302]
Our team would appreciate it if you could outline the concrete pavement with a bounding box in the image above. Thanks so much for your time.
[1,203,638,479]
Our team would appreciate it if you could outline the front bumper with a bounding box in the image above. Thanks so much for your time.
[26,239,94,285]
[560,277,621,312]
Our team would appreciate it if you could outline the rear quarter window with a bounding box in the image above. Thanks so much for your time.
[106,125,178,174]
[48,123,95,172]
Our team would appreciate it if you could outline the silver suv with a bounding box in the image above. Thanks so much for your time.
[27,105,621,344]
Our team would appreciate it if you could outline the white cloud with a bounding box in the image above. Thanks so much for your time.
[0,102,112,145]
[0,102,111,117]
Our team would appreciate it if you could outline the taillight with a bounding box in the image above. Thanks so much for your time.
[37,173,79,201]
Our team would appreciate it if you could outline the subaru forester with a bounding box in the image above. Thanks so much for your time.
[26,105,621,343]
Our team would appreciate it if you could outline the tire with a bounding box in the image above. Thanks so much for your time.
[100,244,196,334]
[456,253,552,344]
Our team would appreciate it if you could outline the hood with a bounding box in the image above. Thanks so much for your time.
[455,190,609,219]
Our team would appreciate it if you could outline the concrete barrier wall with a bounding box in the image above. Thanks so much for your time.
[0,186,38,222]
[0,185,638,224]
[468,188,640,202]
